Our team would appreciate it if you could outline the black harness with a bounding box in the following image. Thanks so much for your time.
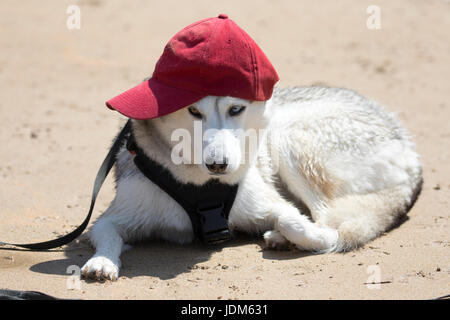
[126,132,238,244]
[0,120,237,250]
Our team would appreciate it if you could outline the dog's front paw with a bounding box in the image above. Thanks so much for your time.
[81,256,120,282]
[263,230,291,250]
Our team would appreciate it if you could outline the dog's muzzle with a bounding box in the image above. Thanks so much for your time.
[206,159,228,174]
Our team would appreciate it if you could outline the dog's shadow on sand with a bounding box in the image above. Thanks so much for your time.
[28,203,412,281]
[28,234,313,281]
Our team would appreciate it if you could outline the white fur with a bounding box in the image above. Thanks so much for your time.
[81,86,422,281]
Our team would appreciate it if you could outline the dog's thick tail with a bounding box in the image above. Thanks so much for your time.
[326,174,422,252]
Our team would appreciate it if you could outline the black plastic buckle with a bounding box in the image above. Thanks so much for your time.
[197,203,232,244]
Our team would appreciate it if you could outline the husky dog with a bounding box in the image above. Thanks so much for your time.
[81,86,422,281]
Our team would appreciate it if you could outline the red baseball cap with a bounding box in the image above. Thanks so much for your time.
[106,14,279,120]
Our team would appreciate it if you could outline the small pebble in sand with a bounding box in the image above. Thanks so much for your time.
[417,271,426,277]
[433,184,441,190]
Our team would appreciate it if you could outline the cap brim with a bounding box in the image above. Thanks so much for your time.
[106,78,205,120]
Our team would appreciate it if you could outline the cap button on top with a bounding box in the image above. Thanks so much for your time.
[218,14,228,19]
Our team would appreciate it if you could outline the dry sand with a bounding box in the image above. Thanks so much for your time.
[0,0,449,299]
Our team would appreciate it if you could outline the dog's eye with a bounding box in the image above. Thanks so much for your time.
[188,106,203,119]
[228,105,246,117]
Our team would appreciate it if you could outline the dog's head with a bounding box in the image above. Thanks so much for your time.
[144,96,270,182]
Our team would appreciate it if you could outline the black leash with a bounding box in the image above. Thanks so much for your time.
[0,289,59,300]
[0,120,132,250]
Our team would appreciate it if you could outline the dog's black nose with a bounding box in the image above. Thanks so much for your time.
[206,159,228,174]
